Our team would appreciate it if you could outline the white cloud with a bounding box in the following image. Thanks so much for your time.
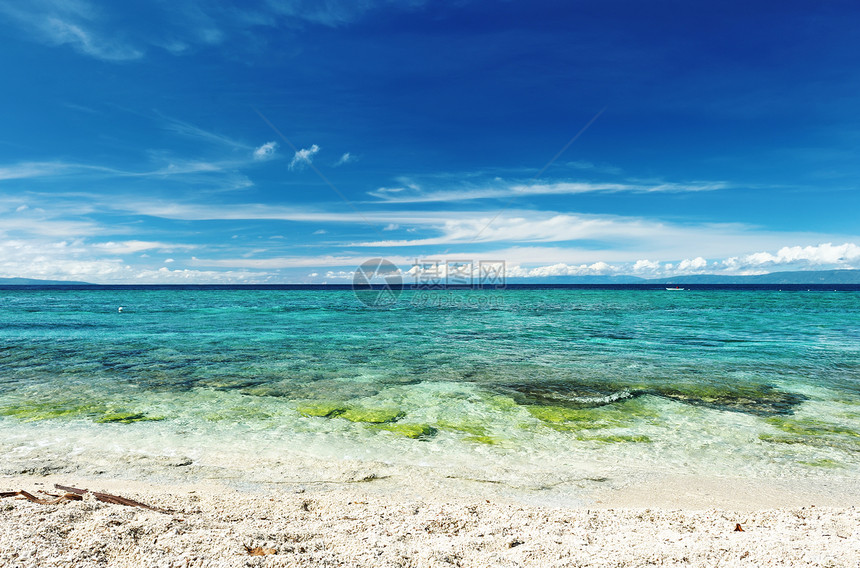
[632,259,660,273]
[507,261,617,278]
[130,267,266,283]
[190,254,384,269]
[312,229,328,235]
[0,237,266,284]
[289,144,320,170]
[730,243,860,268]
[677,256,708,272]
[383,223,399,231]
[334,152,356,166]
[253,141,278,161]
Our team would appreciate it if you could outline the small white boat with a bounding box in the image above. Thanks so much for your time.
[665,286,685,291]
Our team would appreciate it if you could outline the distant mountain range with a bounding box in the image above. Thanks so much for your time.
[645,269,860,285]
[507,269,860,285]
[0,277,92,285]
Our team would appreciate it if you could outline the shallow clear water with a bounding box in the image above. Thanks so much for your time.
[2,288,859,493]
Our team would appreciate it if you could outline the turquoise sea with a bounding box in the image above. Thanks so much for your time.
[2,287,859,497]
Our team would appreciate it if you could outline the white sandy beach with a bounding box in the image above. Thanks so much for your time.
[2,471,858,567]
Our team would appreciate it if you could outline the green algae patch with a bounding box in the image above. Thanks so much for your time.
[759,434,808,445]
[339,407,405,424]
[481,394,519,412]
[463,434,505,445]
[527,405,594,424]
[759,434,860,452]
[296,403,405,424]
[296,402,346,419]
[0,400,109,422]
[0,400,165,424]
[372,423,437,439]
[765,417,860,439]
[575,434,652,443]
[799,458,842,469]
[527,398,658,432]
[95,412,165,424]
[436,420,488,436]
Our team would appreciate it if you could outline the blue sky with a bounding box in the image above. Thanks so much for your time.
[1,0,859,283]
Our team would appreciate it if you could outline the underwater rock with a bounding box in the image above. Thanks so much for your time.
[496,382,635,409]
[244,380,380,401]
[95,412,165,424]
[372,423,437,438]
[651,383,807,416]
[462,435,505,445]
[492,379,806,417]
[574,434,652,443]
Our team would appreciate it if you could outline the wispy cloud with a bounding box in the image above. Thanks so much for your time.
[253,141,278,161]
[90,240,197,254]
[44,16,143,61]
[289,144,320,170]
[160,115,251,150]
[0,161,118,181]
[567,160,623,175]
[0,1,143,61]
[334,152,356,166]
[367,179,729,203]
[262,0,427,28]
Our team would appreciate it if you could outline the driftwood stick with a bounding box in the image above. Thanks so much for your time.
[0,490,81,504]
[54,484,172,514]
[2,484,171,514]
[55,484,87,495]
